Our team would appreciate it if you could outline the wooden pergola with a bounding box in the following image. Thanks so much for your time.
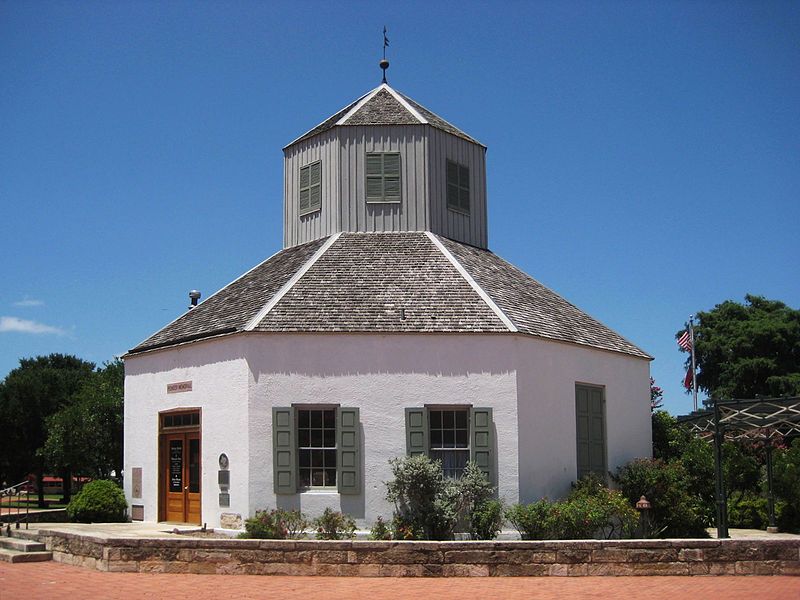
[677,396,800,538]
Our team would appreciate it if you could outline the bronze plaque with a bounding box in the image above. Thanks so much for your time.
[132,467,142,498]
[131,504,144,521]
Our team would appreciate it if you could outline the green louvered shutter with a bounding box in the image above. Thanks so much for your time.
[470,407,494,484]
[273,407,296,494]
[405,407,428,457]
[337,407,361,495]
[576,385,606,480]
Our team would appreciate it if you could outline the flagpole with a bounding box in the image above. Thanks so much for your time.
[689,315,698,412]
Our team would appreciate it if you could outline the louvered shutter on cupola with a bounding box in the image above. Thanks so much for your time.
[299,166,310,212]
[405,407,429,457]
[309,161,321,210]
[470,407,494,485]
[366,154,383,200]
[273,407,296,494]
[383,153,401,200]
[337,407,361,495]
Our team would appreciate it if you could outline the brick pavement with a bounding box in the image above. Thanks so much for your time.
[1,561,798,600]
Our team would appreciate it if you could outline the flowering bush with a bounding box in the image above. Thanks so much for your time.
[240,508,308,539]
[313,507,356,540]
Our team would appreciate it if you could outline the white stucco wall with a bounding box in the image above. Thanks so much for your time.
[515,337,652,502]
[123,336,250,526]
[124,331,650,529]
[245,333,520,527]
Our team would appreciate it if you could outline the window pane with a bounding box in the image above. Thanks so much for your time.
[456,429,469,448]
[299,449,310,468]
[324,449,336,468]
[430,410,442,429]
[430,429,442,447]
[443,411,455,428]
[323,409,335,428]
[324,429,335,448]
[298,429,310,447]
[312,470,325,486]
[299,470,310,488]
[309,410,322,428]
[311,449,323,467]
[325,469,337,486]
[298,410,309,428]
[310,429,322,447]
[455,411,468,428]
[443,430,455,448]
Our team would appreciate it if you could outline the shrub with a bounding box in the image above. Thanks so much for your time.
[240,508,308,539]
[614,458,708,538]
[313,507,356,540]
[385,455,498,540]
[727,492,771,529]
[470,499,504,540]
[774,438,800,533]
[506,476,638,541]
[368,516,393,540]
[506,499,554,540]
[66,480,127,523]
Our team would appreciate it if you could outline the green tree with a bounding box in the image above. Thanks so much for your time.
[678,295,800,400]
[0,354,95,505]
[42,360,124,489]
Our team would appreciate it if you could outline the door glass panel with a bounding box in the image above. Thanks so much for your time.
[188,438,200,493]
[169,439,183,492]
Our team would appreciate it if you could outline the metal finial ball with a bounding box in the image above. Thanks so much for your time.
[380,59,389,71]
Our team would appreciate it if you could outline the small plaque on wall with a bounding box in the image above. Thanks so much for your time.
[132,467,142,498]
[167,381,193,394]
[219,493,230,508]
[131,505,144,521]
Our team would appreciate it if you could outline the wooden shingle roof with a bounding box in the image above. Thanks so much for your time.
[129,233,650,359]
[286,84,483,148]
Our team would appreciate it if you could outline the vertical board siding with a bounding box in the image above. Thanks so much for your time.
[283,125,485,248]
[283,130,339,247]
[339,125,428,234]
[427,128,488,249]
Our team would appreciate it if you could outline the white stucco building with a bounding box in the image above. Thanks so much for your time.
[123,78,652,528]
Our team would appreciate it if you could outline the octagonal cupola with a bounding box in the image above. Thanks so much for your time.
[282,82,488,249]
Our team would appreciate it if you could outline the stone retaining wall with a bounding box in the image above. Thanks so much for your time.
[36,530,800,576]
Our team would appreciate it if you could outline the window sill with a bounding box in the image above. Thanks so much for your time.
[299,489,339,495]
[366,199,401,205]
[299,208,321,218]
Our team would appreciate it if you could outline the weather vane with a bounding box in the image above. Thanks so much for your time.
[380,26,390,84]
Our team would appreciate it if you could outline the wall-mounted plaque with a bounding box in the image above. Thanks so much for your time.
[131,504,144,521]
[167,381,193,394]
[132,467,142,498]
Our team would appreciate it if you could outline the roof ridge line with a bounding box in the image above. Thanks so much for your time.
[243,232,342,331]
[335,84,385,125]
[128,242,298,353]
[383,85,428,124]
[425,232,518,333]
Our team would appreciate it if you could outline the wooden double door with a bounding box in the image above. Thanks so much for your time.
[160,430,201,524]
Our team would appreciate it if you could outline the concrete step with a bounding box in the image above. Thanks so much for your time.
[0,537,46,552]
[8,528,41,541]
[0,548,52,563]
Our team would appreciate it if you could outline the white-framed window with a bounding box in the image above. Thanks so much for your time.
[429,408,470,478]
[366,152,401,203]
[299,161,322,215]
[297,407,337,488]
[446,159,470,214]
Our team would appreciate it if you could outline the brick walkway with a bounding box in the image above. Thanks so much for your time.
[1,562,798,600]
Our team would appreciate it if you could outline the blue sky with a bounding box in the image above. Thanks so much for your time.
[1,1,798,415]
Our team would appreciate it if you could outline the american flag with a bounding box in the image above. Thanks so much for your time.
[677,330,692,352]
